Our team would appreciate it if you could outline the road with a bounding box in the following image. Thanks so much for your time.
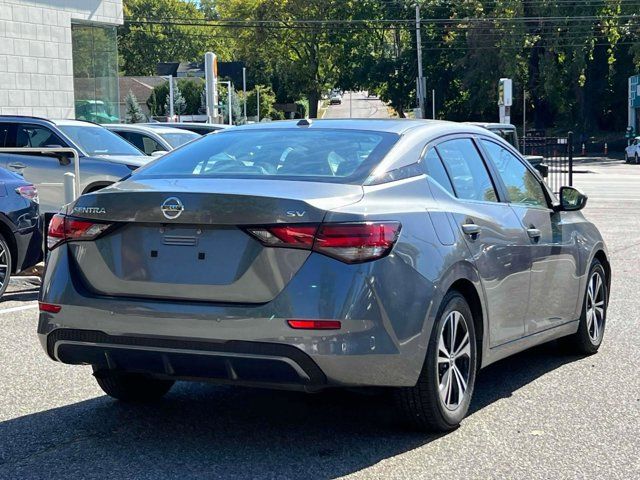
[323,91,391,119]
[0,160,638,479]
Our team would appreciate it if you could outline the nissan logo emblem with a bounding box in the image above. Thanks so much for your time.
[161,197,184,220]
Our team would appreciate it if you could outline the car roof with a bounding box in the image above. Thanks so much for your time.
[50,119,104,128]
[143,122,230,130]
[229,118,490,136]
[465,122,515,130]
[104,124,196,135]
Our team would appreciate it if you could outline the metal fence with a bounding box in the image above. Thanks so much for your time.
[523,132,573,194]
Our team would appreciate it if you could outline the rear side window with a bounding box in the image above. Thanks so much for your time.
[120,131,163,155]
[15,124,64,148]
[0,124,11,147]
[424,148,455,196]
[135,129,399,184]
[436,138,498,202]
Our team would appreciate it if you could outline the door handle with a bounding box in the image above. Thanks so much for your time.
[461,223,481,237]
[8,162,26,170]
[527,228,541,239]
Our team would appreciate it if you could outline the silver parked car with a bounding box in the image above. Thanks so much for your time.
[104,124,200,155]
[0,117,150,213]
[142,122,231,136]
[39,119,610,432]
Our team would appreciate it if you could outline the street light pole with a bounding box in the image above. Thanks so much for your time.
[349,91,353,118]
[415,3,425,119]
[256,87,260,122]
[242,67,247,123]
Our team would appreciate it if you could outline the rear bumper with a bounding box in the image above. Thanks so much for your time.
[39,244,440,388]
[47,329,326,390]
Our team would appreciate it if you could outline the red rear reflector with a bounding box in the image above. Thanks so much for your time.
[287,320,341,330]
[47,214,111,250]
[39,302,61,313]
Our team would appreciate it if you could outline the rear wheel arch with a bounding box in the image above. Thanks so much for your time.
[593,249,611,292]
[447,278,484,366]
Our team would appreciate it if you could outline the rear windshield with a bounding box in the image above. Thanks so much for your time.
[134,128,399,184]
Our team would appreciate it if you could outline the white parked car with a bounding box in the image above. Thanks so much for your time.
[104,124,200,156]
[625,136,640,163]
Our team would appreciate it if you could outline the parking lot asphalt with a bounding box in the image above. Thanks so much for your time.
[0,159,638,480]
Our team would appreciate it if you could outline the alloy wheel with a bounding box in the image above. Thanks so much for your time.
[586,271,605,344]
[437,310,472,410]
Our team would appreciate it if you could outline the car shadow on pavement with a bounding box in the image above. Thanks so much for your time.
[0,342,583,480]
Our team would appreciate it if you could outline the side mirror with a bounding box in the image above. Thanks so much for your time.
[556,186,587,212]
[151,150,168,157]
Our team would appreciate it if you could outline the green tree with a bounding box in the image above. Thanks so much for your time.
[119,0,230,76]
[124,90,146,123]
[165,83,187,116]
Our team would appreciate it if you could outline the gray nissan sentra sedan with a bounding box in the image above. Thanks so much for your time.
[38,119,610,432]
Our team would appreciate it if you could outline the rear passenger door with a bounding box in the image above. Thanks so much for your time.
[3,123,73,212]
[430,137,532,347]
[479,139,581,333]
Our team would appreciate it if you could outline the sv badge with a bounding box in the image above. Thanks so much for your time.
[286,210,306,218]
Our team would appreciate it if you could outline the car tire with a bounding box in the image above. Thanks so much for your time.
[395,291,478,432]
[0,233,12,298]
[93,369,175,402]
[561,259,608,355]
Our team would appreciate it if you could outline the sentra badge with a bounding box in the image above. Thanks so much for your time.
[73,206,106,214]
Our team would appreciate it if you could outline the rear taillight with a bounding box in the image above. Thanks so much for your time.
[16,185,38,204]
[47,214,111,250]
[246,222,401,264]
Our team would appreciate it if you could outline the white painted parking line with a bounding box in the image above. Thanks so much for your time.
[0,304,38,315]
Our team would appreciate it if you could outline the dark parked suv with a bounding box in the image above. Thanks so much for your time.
[0,117,150,214]
[0,167,42,296]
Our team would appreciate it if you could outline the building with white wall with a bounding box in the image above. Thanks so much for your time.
[0,0,123,120]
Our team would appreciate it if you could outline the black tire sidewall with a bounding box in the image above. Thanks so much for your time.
[578,261,608,350]
[0,233,12,297]
[426,292,478,428]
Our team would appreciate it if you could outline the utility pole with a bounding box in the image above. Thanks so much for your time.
[415,3,425,119]
[522,89,527,154]
[349,91,353,118]
[242,67,247,123]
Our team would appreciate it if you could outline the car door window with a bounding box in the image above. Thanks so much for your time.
[0,124,11,147]
[122,132,162,155]
[481,140,548,208]
[436,138,498,202]
[15,124,64,148]
[424,148,455,196]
